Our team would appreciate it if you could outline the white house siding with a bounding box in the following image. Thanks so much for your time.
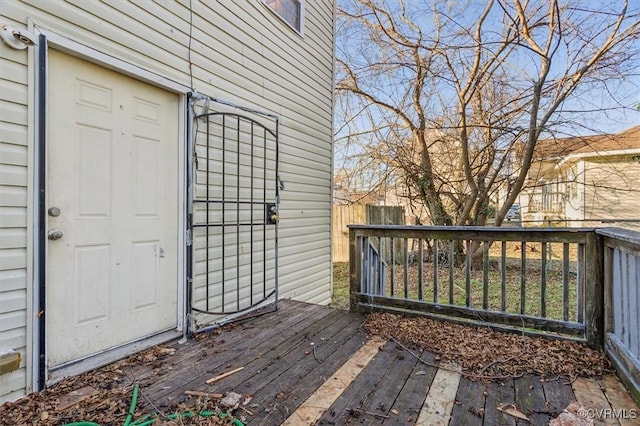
[0,0,334,401]
[565,162,585,228]
[0,11,30,402]
[584,157,640,230]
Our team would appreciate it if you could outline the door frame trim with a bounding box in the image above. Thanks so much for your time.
[32,26,191,391]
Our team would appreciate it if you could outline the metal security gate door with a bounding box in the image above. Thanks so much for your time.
[189,102,279,326]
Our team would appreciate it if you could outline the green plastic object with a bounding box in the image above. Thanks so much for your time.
[64,382,245,426]
[123,383,139,426]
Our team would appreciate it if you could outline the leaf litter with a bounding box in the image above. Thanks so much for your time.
[0,344,242,426]
[362,312,612,380]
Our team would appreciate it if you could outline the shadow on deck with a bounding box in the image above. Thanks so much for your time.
[122,300,636,425]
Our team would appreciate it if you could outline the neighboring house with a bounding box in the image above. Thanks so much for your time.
[520,126,640,229]
[0,1,335,402]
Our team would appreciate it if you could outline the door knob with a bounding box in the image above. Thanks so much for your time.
[48,207,61,217]
[48,229,63,240]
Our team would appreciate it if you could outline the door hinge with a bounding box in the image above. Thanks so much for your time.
[185,230,192,246]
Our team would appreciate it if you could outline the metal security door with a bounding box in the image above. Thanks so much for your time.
[189,101,279,325]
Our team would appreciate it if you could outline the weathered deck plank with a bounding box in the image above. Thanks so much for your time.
[515,375,553,425]
[383,351,438,425]
[542,378,577,418]
[573,377,620,426]
[450,377,486,426]
[236,311,367,424]
[282,338,383,425]
[483,379,517,426]
[122,302,302,387]
[97,300,636,425]
[415,365,461,426]
[357,343,421,424]
[599,375,640,426]
[213,309,349,392]
[317,340,399,425]
[140,302,332,407]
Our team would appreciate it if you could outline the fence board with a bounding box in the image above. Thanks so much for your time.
[332,205,404,262]
[332,204,366,262]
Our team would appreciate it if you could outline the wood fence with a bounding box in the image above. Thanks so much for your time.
[332,205,404,262]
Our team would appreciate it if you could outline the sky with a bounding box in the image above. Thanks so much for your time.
[335,0,640,140]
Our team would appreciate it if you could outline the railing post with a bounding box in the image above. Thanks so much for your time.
[602,240,614,336]
[349,226,362,312]
[584,231,604,348]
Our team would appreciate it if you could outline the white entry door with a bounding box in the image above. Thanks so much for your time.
[47,50,179,367]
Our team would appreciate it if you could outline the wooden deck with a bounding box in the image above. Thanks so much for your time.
[116,300,637,425]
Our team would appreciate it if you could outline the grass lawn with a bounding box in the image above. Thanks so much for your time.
[331,258,577,321]
[331,262,350,310]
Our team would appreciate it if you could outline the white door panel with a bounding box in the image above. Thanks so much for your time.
[47,50,179,367]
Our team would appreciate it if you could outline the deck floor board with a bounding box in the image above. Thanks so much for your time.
[383,351,438,425]
[450,377,487,426]
[140,301,330,406]
[483,379,517,426]
[109,300,636,425]
[249,328,368,424]
[542,378,577,417]
[515,374,553,425]
[358,342,420,424]
[230,310,364,423]
[317,340,399,425]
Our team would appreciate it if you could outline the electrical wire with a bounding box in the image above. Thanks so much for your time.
[188,0,194,90]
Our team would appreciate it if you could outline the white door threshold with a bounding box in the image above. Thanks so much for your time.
[47,329,182,386]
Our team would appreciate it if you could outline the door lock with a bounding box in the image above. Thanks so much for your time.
[47,229,64,240]
[266,203,278,224]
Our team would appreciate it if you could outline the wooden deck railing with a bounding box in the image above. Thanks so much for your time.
[599,228,640,403]
[349,225,604,342]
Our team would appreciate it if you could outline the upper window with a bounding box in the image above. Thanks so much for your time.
[265,0,303,33]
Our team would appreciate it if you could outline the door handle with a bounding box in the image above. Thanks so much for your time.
[48,207,61,217]
[48,229,64,240]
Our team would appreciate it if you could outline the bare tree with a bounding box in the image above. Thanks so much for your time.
[335,0,640,226]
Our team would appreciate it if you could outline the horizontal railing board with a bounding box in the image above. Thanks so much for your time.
[606,333,640,405]
[597,227,640,246]
[348,225,592,243]
[354,300,587,345]
[354,294,585,337]
[602,236,640,255]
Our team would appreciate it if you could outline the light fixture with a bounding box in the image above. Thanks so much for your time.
[1,25,37,50]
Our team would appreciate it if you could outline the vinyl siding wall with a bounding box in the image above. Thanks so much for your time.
[584,157,640,230]
[0,0,334,401]
[0,11,30,402]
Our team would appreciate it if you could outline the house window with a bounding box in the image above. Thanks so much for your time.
[265,0,303,32]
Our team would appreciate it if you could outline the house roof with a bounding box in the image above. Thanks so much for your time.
[534,125,640,160]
